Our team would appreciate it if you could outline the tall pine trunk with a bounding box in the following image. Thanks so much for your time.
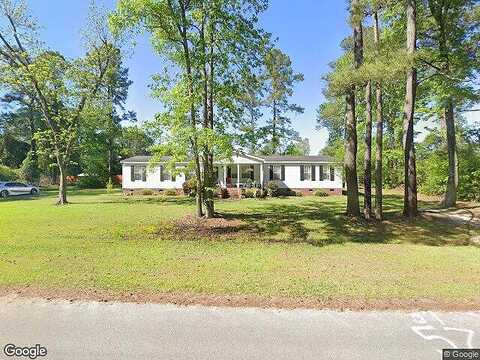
[345,0,362,217]
[429,0,458,208]
[402,0,418,218]
[442,101,458,207]
[364,80,372,220]
[373,11,384,221]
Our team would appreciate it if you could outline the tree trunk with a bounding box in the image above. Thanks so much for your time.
[57,157,68,205]
[345,89,360,217]
[202,18,215,219]
[364,80,373,220]
[28,102,39,183]
[373,11,384,221]
[345,0,363,217]
[108,139,113,181]
[272,100,278,154]
[402,0,418,218]
[428,0,458,209]
[441,101,458,207]
[179,3,203,218]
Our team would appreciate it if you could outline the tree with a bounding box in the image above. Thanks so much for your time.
[344,0,363,217]
[0,0,121,204]
[422,0,479,208]
[110,0,268,218]
[402,0,418,218]
[261,48,304,155]
[79,57,134,185]
[373,9,384,221]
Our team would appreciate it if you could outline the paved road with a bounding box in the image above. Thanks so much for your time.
[0,296,479,360]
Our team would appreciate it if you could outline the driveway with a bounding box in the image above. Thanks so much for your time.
[0,296,479,359]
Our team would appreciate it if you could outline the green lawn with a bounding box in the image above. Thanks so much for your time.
[1,189,479,306]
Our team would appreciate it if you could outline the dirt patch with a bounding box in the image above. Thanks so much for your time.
[1,286,479,312]
[168,214,247,238]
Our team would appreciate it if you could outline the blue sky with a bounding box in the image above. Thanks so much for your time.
[30,1,351,154]
[29,1,478,154]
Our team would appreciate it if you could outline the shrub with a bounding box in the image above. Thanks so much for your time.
[19,152,40,183]
[141,189,154,196]
[106,179,114,194]
[314,190,329,197]
[182,178,197,196]
[295,191,304,197]
[244,188,256,198]
[255,188,268,198]
[0,165,17,181]
[266,181,280,197]
[78,176,104,189]
[164,189,177,196]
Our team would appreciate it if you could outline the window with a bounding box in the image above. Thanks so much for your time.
[160,165,176,181]
[241,165,254,180]
[330,166,335,181]
[301,165,316,181]
[319,165,328,181]
[269,165,284,181]
[131,165,146,182]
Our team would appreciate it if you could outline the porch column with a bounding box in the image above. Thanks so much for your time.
[237,163,241,198]
[259,164,264,188]
[223,165,227,187]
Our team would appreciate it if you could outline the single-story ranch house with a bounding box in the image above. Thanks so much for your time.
[121,153,342,196]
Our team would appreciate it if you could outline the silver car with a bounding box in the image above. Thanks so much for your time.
[0,182,40,198]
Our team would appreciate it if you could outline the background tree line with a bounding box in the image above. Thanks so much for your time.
[318,0,479,219]
[0,0,306,214]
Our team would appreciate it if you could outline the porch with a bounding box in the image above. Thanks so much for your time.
[215,164,264,189]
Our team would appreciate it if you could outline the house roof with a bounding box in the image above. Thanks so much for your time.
[255,155,336,162]
[120,156,167,163]
[121,154,337,164]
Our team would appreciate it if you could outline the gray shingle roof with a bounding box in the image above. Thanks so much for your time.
[120,155,165,163]
[255,155,336,162]
[121,154,337,163]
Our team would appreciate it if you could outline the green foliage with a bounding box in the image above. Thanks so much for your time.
[164,189,177,196]
[106,179,114,194]
[182,178,197,197]
[141,189,154,196]
[260,48,304,154]
[19,152,40,183]
[418,152,448,196]
[78,176,104,189]
[255,188,268,198]
[244,188,257,198]
[266,180,280,197]
[0,164,18,181]
[314,190,329,197]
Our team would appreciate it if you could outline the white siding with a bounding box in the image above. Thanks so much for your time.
[122,164,186,190]
[122,161,343,191]
[265,164,343,189]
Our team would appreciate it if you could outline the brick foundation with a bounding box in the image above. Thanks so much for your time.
[291,188,342,196]
[123,187,342,197]
[123,188,183,196]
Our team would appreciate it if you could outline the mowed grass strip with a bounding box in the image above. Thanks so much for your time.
[0,189,479,301]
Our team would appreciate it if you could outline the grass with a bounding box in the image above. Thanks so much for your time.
[0,188,479,305]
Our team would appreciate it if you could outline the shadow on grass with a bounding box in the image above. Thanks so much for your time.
[0,195,42,202]
[215,194,473,247]
[72,195,196,206]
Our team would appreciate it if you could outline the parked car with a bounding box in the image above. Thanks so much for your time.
[0,182,40,198]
